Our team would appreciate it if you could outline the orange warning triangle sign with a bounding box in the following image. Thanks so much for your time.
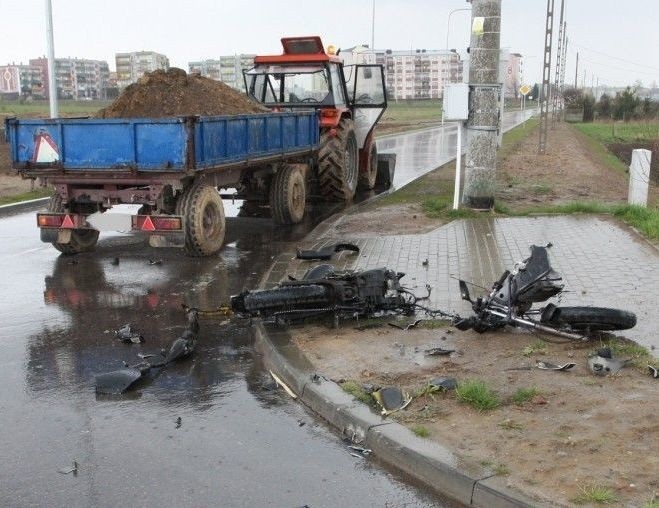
[61,215,75,228]
[141,216,156,231]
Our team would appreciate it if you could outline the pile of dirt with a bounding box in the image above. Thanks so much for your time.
[96,68,268,118]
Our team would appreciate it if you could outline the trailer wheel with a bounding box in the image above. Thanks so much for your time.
[177,182,225,257]
[47,193,99,255]
[318,118,358,201]
[357,142,378,191]
[270,164,306,225]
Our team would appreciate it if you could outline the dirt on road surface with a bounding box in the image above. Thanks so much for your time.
[96,68,268,118]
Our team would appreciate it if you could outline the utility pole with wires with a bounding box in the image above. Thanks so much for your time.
[551,0,565,129]
[574,51,579,88]
[559,30,568,93]
[462,0,502,209]
[538,0,554,154]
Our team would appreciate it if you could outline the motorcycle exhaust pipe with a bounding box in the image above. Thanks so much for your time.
[487,309,586,341]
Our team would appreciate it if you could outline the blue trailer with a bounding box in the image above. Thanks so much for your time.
[5,111,320,256]
[5,37,391,257]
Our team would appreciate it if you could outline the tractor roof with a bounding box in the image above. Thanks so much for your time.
[254,36,343,65]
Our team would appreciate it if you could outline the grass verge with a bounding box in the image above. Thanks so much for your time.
[573,484,618,505]
[511,387,540,405]
[340,380,374,406]
[455,379,500,411]
[411,425,430,438]
[0,188,52,206]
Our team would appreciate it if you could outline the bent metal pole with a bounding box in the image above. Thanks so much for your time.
[463,0,501,210]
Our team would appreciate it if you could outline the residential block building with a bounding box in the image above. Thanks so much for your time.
[188,54,256,90]
[115,51,169,88]
[0,64,44,98]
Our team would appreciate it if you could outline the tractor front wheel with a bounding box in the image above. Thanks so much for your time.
[270,164,306,225]
[317,118,359,201]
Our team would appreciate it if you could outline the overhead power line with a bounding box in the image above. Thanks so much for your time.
[571,51,659,78]
[572,42,659,72]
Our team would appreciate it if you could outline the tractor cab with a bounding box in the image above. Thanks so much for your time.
[244,36,387,132]
[245,36,390,201]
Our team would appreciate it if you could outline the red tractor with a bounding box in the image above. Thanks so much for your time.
[243,35,388,204]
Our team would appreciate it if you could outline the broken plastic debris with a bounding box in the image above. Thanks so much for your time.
[424,347,455,357]
[587,354,630,376]
[269,370,297,399]
[427,377,458,391]
[372,387,412,416]
[115,324,144,344]
[348,445,372,456]
[536,361,576,371]
[58,460,79,475]
[296,242,360,261]
[388,319,422,331]
[648,365,658,378]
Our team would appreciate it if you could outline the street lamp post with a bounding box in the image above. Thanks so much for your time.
[45,0,58,118]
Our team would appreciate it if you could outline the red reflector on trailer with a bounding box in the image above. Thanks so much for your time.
[152,217,182,230]
[61,215,75,228]
[38,214,64,227]
[141,216,156,231]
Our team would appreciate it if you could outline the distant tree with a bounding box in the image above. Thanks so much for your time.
[633,79,643,90]
[597,93,612,118]
[530,83,539,100]
[582,95,595,122]
[613,87,641,121]
[562,87,583,109]
[642,97,653,118]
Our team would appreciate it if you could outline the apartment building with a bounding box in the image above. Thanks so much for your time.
[188,54,255,90]
[115,51,169,88]
[27,57,110,99]
[0,64,44,98]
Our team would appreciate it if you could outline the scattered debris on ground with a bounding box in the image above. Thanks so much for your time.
[95,68,268,118]
[296,242,360,261]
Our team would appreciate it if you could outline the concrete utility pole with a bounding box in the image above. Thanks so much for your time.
[45,0,58,118]
[551,0,565,129]
[462,0,502,210]
[574,51,579,88]
[538,0,554,154]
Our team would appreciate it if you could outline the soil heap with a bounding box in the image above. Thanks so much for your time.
[96,68,269,118]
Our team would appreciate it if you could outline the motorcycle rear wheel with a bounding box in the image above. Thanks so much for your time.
[543,306,636,331]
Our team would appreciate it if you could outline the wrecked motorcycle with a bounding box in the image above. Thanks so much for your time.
[454,245,637,340]
[231,265,425,323]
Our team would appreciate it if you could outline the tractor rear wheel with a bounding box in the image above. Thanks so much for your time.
[357,142,378,191]
[317,118,358,201]
[47,193,99,255]
[176,182,225,257]
[270,164,306,225]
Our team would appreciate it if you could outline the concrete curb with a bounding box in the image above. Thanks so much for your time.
[253,322,544,507]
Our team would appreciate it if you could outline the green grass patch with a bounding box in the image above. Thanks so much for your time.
[511,387,540,405]
[381,99,443,123]
[493,463,510,476]
[573,121,659,144]
[411,425,430,438]
[0,188,52,206]
[0,99,111,117]
[612,204,659,239]
[455,379,500,411]
[522,341,548,357]
[340,380,374,406]
[573,484,618,505]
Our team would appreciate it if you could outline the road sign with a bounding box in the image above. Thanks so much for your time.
[519,84,532,96]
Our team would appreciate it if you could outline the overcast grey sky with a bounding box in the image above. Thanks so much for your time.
[2,0,658,88]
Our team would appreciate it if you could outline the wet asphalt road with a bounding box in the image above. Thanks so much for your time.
[0,113,531,507]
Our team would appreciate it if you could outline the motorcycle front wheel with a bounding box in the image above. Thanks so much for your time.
[542,306,636,331]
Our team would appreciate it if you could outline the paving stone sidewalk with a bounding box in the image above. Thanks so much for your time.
[267,215,658,351]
